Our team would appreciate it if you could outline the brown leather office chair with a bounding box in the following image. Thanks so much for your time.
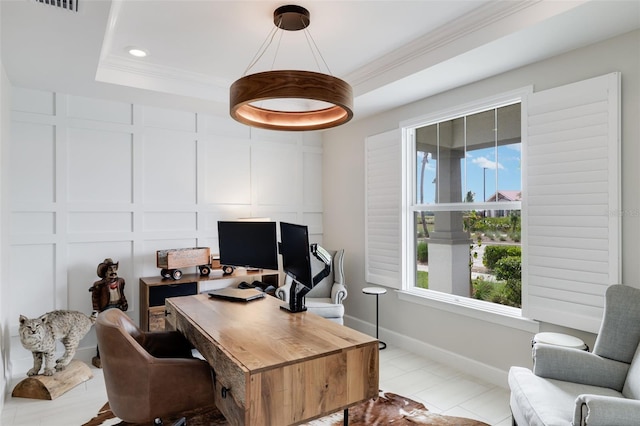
[95,309,216,425]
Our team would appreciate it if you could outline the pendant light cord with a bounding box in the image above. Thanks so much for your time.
[242,14,332,76]
[242,23,279,75]
[302,26,332,76]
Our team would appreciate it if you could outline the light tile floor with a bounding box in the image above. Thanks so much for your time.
[379,346,512,425]
[2,345,512,425]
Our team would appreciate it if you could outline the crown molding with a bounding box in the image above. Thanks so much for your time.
[96,54,230,102]
[345,0,585,92]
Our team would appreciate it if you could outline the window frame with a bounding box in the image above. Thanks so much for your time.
[398,87,532,327]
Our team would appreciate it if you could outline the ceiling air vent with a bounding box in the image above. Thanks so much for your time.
[34,0,78,12]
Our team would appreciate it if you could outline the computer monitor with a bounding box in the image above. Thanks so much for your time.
[217,221,279,271]
[279,222,331,313]
[279,222,313,290]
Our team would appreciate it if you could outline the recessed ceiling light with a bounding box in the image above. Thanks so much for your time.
[127,47,148,58]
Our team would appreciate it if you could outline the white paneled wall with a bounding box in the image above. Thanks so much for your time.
[6,88,323,374]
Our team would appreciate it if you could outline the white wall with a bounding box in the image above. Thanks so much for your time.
[3,90,324,376]
[0,59,9,412]
[323,30,640,385]
[0,0,10,401]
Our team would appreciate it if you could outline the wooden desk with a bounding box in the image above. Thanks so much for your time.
[165,294,379,426]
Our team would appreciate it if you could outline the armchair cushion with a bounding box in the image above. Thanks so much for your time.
[305,298,345,319]
[509,366,623,426]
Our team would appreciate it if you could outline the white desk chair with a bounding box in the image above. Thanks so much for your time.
[276,248,347,324]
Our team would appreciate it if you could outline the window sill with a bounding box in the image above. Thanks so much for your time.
[397,288,539,333]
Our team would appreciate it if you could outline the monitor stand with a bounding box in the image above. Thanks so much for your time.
[280,280,310,313]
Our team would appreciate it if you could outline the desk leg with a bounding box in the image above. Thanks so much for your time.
[344,408,348,426]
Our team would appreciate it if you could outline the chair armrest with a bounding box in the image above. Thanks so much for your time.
[275,280,292,302]
[533,344,629,390]
[331,282,347,304]
[573,394,640,426]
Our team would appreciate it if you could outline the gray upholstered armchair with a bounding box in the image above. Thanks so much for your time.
[276,248,347,324]
[508,284,640,426]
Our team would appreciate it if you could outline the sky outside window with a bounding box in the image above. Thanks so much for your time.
[416,103,521,204]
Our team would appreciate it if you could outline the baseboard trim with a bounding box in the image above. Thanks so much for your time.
[344,314,508,388]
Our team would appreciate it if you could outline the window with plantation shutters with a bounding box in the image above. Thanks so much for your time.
[366,73,620,329]
[523,72,620,333]
[365,129,403,289]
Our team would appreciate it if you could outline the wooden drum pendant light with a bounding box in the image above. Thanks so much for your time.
[229,5,353,131]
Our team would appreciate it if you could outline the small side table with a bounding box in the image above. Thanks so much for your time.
[362,287,387,350]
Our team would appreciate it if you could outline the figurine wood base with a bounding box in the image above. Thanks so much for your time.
[11,360,93,400]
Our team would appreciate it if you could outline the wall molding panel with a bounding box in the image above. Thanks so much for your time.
[6,87,323,374]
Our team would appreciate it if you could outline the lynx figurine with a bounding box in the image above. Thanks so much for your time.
[19,310,96,376]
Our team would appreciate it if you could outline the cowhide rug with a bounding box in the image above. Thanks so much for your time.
[82,391,489,425]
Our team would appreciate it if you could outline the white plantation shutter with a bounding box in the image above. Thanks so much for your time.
[523,72,620,333]
[365,129,403,289]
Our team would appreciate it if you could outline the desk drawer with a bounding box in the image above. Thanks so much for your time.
[149,282,197,307]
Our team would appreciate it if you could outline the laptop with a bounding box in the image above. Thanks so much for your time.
[207,287,265,302]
